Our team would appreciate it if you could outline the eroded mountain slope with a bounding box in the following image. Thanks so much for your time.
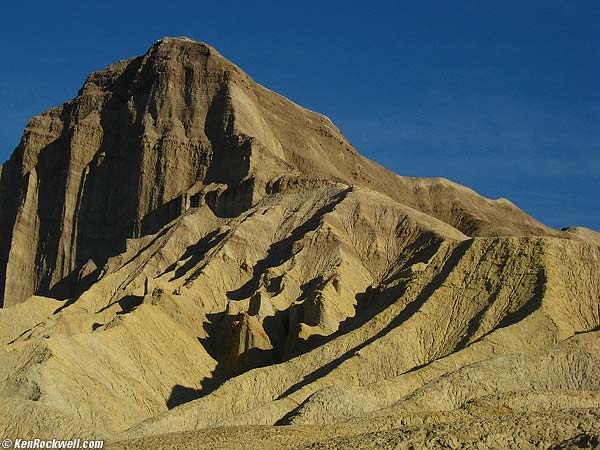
[0,180,597,448]
[0,37,564,308]
[0,37,598,449]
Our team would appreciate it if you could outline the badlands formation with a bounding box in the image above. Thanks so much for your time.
[0,37,598,449]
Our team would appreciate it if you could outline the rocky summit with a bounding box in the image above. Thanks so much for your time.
[0,37,598,449]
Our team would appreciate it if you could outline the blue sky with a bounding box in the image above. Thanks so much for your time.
[1,1,598,230]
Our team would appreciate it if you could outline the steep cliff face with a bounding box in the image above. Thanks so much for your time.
[0,39,246,306]
[0,37,563,308]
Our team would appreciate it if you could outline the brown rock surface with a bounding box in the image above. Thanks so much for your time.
[0,37,564,308]
[0,37,598,449]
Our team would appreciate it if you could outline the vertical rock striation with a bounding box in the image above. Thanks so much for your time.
[0,37,563,306]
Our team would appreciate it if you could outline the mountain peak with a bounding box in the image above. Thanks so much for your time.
[150,36,218,57]
[78,37,233,97]
[0,38,564,307]
[156,36,197,43]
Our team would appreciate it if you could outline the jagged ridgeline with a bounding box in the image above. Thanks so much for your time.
[0,38,599,449]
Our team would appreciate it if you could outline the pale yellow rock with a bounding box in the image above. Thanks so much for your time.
[563,226,600,247]
[0,37,598,450]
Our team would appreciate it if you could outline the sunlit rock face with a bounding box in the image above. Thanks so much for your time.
[0,37,598,450]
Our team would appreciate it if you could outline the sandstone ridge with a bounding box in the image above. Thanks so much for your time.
[0,38,598,449]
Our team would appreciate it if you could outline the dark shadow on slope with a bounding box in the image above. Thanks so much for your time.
[94,294,144,315]
[167,385,204,409]
[164,237,467,412]
[452,267,546,353]
[165,305,293,409]
[54,222,177,315]
[497,268,546,328]
[165,229,228,282]
[51,266,102,314]
[227,188,351,301]
[115,223,176,273]
[275,239,472,404]
[165,315,232,409]
[49,263,101,302]
[575,325,600,334]
[380,233,445,286]
[163,237,452,411]
[285,236,445,359]
[116,295,144,315]
[141,197,188,237]
[75,56,146,270]
[0,104,76,306]
[547,433,600,450]
[0,146,26,308]
[204,77,249,187]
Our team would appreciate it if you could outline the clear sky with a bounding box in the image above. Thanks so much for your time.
[1,1,598,230]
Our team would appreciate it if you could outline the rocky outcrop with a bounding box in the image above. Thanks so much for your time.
[562,226,600,247]
[0,37,564,308]
[0,37,598,449]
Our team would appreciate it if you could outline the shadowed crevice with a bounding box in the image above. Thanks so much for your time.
[274,239,473,404]
[227,188,351,301]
